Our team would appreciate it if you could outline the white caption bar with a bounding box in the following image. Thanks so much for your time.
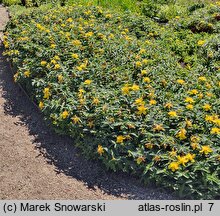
[0,200,219,216]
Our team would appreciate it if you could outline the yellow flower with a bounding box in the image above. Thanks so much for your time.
[14,50,19,55]
[210,127,220,134]
[72,40,81,46]
[50,44,56,49]
[189,89,199,95]
[185,97,194,104]
[105,14,112,19]
[199,145,213,155]
[135,97,144,105]
[148,91,155,98]
[24,71,30,77]
[4,41,9,48]
[176,128,187,140]
[98,8,103,14]
[168,111,177,117]
[153,124,165,132]
[97,145,104,156]
[185,119,192,128]
[136,156,145,164]
[79,98,85,105]
[164,102,173,109]
[145,143,153,149]
[139,49,146,54]
[121,85,130,95]
[92,97,100,105]
[206,82,212,89]
[176,79,185,84]
[186,104,194,110]
[54,64,60,70]
[142,59,148,65]
[41,61,47,66]
[39,101,44,110]
[141,70,147,76]
[168,162,179,172]
[205,115,214,123]
[185,153,195,163]
[78,26,83,32]
[77,63,87,71]
[190,135,200,143]
[191,143,199,150]
[46,63,51,69]
[51,59,56,64]
[137,105,147,115]
[61,110,69,119]
[84,79,92,85]
[78,89,85,98]
[57,74,63,83]
[54,55,60,61]
[202,104,212,111]
[198,93,203,99]
[116,135,125,144]
[169,149,177,157]
[97,33,105,40]
[72,53,79,59]
[213,119,220,126]
[43,87,51,99]
[136,55,141,60]
[197,40,206,46]
[198,76,206,82]
[149,99,157,105]
[72,115,80,124]
[177,155,188,166]
[84,10,92,15]
[131,84,140,91]
[206,92,213,97]
[135,61,142,68]
[143,77,150,83]
[85,31,93,37]
[108,33,114,39]
[66,17,73,23]
[3,35,8,41]
[36,23,44,30]
[153,156,161,162]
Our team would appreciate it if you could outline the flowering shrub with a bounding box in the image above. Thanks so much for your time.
[3,2,220,199]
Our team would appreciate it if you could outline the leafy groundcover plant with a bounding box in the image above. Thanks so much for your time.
[3,2,220,199]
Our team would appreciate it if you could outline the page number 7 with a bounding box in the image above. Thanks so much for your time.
[208,203,214,211]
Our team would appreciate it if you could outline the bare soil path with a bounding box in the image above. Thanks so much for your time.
[0,5,175,200]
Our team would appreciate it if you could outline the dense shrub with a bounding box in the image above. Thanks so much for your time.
[3,2,220,199]
[2,0,21,6]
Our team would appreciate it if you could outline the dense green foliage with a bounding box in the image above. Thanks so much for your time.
[1,0,20,6]
[3,2,220,199]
